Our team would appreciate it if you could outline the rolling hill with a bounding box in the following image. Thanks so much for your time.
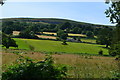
[1,18,114,28]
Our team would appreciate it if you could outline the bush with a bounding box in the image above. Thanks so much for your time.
[86,31,94,38]
[115,55,120,60]
[98,50,103,55]
[2,54,67,80]
[110,70,120,79]
[62,40,68,45]
[109,42,120,56]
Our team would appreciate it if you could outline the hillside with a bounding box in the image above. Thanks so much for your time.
[2,18,114,28]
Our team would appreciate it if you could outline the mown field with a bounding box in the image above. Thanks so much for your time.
[13,31,86,37]
[43,32,86,37]
[13,31,97,43]
[2,50,119,78]
[11,38,108,55]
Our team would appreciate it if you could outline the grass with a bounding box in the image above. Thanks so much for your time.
[36,35,56,39]
[43,32,86,37]
[14,38,30,50]
[81,38,96,43]
[2,38,118,78]
[2,50,119,78]
[12,31,96,43]
[13,38,108,55]
[12,31,86,37]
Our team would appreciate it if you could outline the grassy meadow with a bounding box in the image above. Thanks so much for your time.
[11,38,109,55]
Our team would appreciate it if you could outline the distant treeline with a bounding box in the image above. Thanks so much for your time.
[1,18,114,36]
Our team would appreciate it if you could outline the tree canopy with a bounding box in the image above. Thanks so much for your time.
[105,0,120,56]
[96,27,113,48]
[0,0,4,5]
[2,33,18,49]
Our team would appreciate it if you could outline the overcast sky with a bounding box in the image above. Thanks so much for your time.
[0,1,115,25]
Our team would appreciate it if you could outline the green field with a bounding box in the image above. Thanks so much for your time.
[13,38,108,55]
[81,38,96,43]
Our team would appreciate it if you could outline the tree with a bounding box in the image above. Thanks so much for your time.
[109,41,120,56]
[29,24,40,33]
[57,30,68,40]
[3,26,13,35]
[98,50,103,55]
[86,31,94,38]
[2,21,14,26]
[105,1,120,24]
[105,0,120,56]
[0,0,4,5]
[2,21,14,34]
[105,0,120,42]
[60,22,72,30]
[96,27,113,48]
[77,36,82,42]
[19,29,39,39]
[72,27,82,34]
[2,33,18,49]
[57,30,68,45]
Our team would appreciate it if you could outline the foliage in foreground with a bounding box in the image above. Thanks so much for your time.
[2,54,67,80]
[105,1,120,57]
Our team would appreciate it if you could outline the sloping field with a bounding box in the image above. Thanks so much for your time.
[13,38,108,55]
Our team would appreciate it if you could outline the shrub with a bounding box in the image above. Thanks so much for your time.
[86,31,94,38]
[62,40,68,45]
[115,55,120,60]
[98,50,103,55]
[109,42,120,56]
[110,70,120,79]
[2,54,67,80]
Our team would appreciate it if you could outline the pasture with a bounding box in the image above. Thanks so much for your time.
[13,31,86,37]
[81,38,96,43]
[12,38,108,55]
[43,32,86,37]
[12,31,96,43]
[36,35,56,39]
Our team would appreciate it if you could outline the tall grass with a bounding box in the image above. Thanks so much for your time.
[2,51,119,78]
